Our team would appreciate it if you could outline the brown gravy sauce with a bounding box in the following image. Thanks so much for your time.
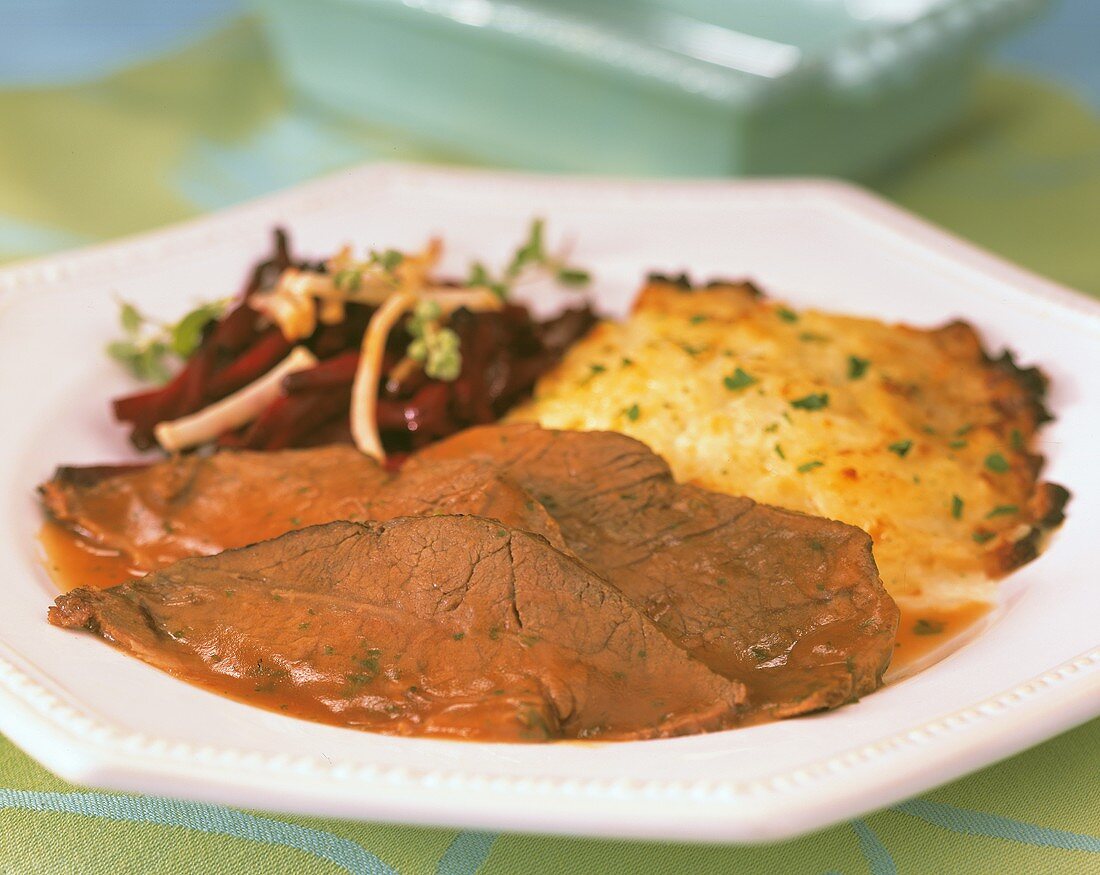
[38,520,144,592]
[40,520,992,690]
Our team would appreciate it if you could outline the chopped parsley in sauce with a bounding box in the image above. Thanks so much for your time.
[790,393,829,411]
[913,619,945,636]
[986,504,1018,518]
[847,355,870,379]
[888,439,913,458]
[984,452,1010,473]
[624,403,641,421]
[797,460,824,473]
[951,495,964,520]
[776,306,799,323]
[723,368,757,391]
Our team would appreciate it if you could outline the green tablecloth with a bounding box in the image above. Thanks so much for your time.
[1,19,1098,875]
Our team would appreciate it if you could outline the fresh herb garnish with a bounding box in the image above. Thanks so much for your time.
[107,298,229,384]
[949,439,968,449]
[506,218,546,278]
[954,423,974,437]
[797,460,824,473]
[790,392,829,411]
[984,452,1010,473]
[1010,429,1025,452]
[623,403,641,422]
[555,267,590,286]
[887,439,913,458]
[465,261,508,299]
[689,314,708,325]
[370,248,405,273]
[847,355,870,380]
[951,495,964,520]
[723,368,757,391]
[986,504,1019,518]
[465,219,590,299]
[333,268,362,292]
[799,332,828,343]
[774,444,786,460]
[406,299,462,380]
[972,530,995,544]
[776,306,799,323]
[913,619,945,636]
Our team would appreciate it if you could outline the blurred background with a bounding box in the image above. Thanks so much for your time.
[0,0,1096,293]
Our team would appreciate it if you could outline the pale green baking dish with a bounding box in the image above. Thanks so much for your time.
[249,0,1051,178]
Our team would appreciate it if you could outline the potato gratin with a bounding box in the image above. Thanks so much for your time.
[512,276,1068,609]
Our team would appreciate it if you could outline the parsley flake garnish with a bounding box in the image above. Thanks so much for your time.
[951,495,964,520]
[1010,429,1025,452]
[723,368,757,391]
[913,619,945,636]
[949,439,968,449]
[689,314,708,325]
[986,504,1019,518]
[776,306,799,323]
[984,452,1010,473]
[972,531,995,544]
[797,460,824,473]
[847,355,870,379]
[790,392,829,411]
[774,444,786,460]
[624,403,641,422]
[888,439,913,458]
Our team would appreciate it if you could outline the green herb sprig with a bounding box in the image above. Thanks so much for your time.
[406,300,462,380]
[466,219,590,300]
[107,298,229,384]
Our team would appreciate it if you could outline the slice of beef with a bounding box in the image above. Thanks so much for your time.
[50,516,746,742]
[408,424,899,717]
[41,447,565,569]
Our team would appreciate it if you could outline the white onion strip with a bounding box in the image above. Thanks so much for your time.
[349,289,505,462]
[350,291,419,463]
[154,346,318,453]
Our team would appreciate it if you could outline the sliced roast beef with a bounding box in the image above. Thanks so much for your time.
[50,516,746,741]
[41,447,564,568]
[42,425,897,723]
[408,424,899,716]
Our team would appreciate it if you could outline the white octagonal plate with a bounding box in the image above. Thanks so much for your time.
[0,165,1097,843]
